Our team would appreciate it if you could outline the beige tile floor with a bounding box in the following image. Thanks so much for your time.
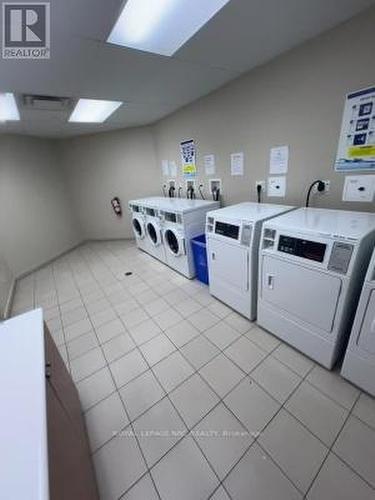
[11,241,375,500]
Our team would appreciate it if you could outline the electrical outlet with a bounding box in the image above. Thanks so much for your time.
[209,179,222,194]
[186,179,196,190]
[313,180,330,194]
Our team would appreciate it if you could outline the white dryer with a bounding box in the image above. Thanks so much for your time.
[257,208,375,369]
[341,248,375,395]
[129,201,147,252]
[206,203,295,320]
[160,199,220,278]
[142,200,166,263]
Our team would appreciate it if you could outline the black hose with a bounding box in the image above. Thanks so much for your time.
[306,180,325,207]
[199,185,205,200]
[257,184,262,204]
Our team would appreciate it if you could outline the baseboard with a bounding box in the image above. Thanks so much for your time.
[4,279,16,320]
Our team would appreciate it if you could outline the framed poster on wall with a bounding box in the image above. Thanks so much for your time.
[335,86,375,171]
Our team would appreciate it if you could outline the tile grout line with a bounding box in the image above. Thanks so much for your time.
[76,242,165,500]
[17,241,375,499]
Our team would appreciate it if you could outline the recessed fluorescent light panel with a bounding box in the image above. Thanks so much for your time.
[108,0,231,56]
[69,99,123,123]
[0,93,20,121]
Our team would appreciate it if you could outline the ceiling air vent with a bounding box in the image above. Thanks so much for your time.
[22,94,72,111]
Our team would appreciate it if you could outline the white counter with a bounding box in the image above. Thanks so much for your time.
[0,309,49,500]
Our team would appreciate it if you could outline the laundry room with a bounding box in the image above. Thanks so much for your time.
[1,1,375,500]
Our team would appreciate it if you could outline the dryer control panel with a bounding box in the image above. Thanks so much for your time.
[278,236,327,263]
[261,227,355,275]
[207,217,253,247]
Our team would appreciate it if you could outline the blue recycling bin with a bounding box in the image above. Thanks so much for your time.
[191,234,209,285]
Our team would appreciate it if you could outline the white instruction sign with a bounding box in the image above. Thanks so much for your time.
[270,145,289,174]
[169,161,177,177]
[162,160,169,177]
[335,86,375,171]
[204,154,216,176]
[231,152,244,176]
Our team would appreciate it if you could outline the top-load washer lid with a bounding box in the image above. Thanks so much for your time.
[164,228,185,256]
[132,214,145,239]
[146,221,162,246]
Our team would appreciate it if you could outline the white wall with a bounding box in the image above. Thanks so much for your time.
[153,7,375,212]
[60,127,158,240]
[0,135,81,277]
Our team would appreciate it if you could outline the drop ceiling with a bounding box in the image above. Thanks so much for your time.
[0,0,374,138]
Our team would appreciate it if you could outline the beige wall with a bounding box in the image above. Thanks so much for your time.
[0,253,13,319]
[153,7,375,212]
[60,127,158,240]
[0,135,81,277]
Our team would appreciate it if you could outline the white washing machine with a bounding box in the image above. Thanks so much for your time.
[257,208,375,369]
[142,199,166,263]
[206,203,295,320]
[160,199,220,278]
[129,200,147,252]
[341,248,375,395]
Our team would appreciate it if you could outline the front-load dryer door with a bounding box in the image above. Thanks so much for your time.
[261,255,342,333]
[146,221,162,247]
[357,289,375,354]
[164,228,185,257]
[132,216,145,239]
[208,239,249,294]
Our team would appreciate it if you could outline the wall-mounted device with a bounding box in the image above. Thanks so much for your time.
[343,175,375,202]
[111,197,122,217]
[168,179,176,198]
[305,179,329,207]
[186,179,196,199]
[209,179,222,202]
[268,177,286,198]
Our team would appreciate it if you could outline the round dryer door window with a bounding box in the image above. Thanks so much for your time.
[147,222,159,246]
[132,218,144,238]
[165,229,180,255]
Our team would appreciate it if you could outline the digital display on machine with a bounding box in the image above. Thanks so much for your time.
[164,212,177,223]
[278,235,327,262]
[145,208,156,217]
[215,221,240,240]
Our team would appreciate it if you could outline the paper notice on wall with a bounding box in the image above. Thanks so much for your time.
[335,86,375,171]
[181,139,197,177]
[231,152,244,176]
[169,161,177,177]
[204,154,216,175]
[162,160,169,177]
[270,145,289,174]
